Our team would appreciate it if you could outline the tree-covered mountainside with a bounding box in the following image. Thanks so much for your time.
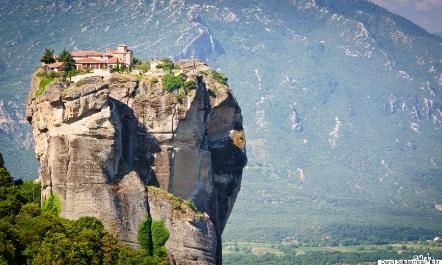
[0,153,169,264]
[0,0,441,248]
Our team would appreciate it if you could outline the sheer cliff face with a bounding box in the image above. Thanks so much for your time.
[26,60,246,265]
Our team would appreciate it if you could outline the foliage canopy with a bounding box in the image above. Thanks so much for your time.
[0,157,168,265]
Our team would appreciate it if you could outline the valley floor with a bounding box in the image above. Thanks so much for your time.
[223,241,442,265]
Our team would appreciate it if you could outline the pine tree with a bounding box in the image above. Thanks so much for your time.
[58,49,76,81]
[40,48,56,64]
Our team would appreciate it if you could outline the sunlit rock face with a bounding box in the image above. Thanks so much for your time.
[26,60,246,264]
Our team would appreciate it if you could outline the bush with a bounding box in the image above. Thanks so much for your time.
[201,70,228,86]
[151,220,169,257]
[171,197,182,210]
[42,194,61,216]
[210,70,228,86]
[175,89,186,102]
[183,80,197,92]
[137,217,169,257]
[133,58,142,65]
[184,200,196,211]
[47,70,58,79]
[137,216,153,255]
[162,73,183,92]
[156,58,174,72]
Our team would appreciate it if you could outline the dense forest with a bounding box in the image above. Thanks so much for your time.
[0,154,168,265]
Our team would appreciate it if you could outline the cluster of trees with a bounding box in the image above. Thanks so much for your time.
[40,48,76,78]
[318,224,441,246]
[225,221,441,248]
[0,157,169,265]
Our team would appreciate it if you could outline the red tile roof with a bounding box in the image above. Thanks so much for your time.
[45,62,63,68]
[107,57,119,63]
[71,50,106,57]
[74,57,106,64]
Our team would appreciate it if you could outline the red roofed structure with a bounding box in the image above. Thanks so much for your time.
[42,61,63,72]
[71,44,133,70]
[71,50,106,57]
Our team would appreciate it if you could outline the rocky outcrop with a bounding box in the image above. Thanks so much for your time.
[26,60,246,265]
[148,186,217,264]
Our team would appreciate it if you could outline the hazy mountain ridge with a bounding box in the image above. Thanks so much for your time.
[0,0,441,244]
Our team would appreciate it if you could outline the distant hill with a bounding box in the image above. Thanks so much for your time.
[0,0,441,246]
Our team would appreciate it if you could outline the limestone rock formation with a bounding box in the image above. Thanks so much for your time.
[26,60,246,265]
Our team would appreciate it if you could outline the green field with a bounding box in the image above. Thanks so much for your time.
[223,241,442,265]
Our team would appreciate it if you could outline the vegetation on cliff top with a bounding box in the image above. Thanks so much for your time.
[0,157,168,265]
[34,67,92,97]
[199,70,228,86]
[35,76,55,97]
[155,58,175,72]
[148,186,200,216]
[161,72,197,102]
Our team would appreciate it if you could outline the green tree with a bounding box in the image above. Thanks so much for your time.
[151,220,169,257]
[18,180,41,204]
[58,49,76,81]
[137,217,169,257]
[133,58,142,65]
[40,48,56,64]
[42,194,61,216]
[0,167,13,187]
[137,216,153,255]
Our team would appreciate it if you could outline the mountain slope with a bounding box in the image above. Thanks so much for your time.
[0,0,441,245]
